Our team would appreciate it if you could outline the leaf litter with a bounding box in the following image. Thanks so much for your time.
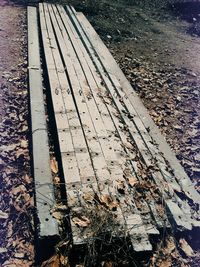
[0,4,34,266]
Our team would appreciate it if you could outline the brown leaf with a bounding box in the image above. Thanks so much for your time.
[51,157,58,174]
[100,194,118,211]
[1,143,17,152]
[159,259,172,267]
[116,180,126,194]
[41,255,60,267]
[14,253,25,259]
[108,201,119,211]
[20,139,28,148]
[12,185,26,195]
[179,238,194,257]
[60,255,69,266]
[52,211,62,221]
[54,176,60,184]
[165,237,176,254]
[16,148,26,159]
[72,216,90,228]
[83,193,94,204]
[100,194,112,206]
[103,261,114,267]
[19,124,28,133]
[127,177,138,187]
[52,204,68,212]
[123,142,134,150]
[23,174,32,184]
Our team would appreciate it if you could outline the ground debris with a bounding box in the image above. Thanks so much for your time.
[51,157,59,174]
[179,239,194,257]
[0,2,33,266]
[72,216,91,228]
[0,210,9,220]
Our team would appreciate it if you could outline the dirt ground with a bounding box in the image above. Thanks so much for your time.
[0,0,34,266]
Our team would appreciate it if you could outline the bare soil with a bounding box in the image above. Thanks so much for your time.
[0,0,34,266]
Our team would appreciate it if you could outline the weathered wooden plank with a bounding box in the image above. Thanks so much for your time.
[60,6,166,233]
[47,6,128,241]
[54,5,125,163]
[66,6,195,231]
[50,4,127,185]
[54,4,156,250]
[67,6,178,191]
[38,2,200,252]
[67,9,189,206]
[56,4,164,241]
[63,3,164,239]
[41,3,89,188]
[72,9,200,206]
[46,4,111,184]
[40,3,87,244]
[28,6,59,238]
[41,3,115,245]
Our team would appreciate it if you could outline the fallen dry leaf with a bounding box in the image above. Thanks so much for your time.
[103,261,114,267]
[127,177,138,187]
[54,176,60,184]
[83,193,94,204]
[100,194,112,206]
[41,255,60,267]
[72,216,90,228]
[0,211,9,220]
[20,139,28,148]
[116,180,126,194]
[123,142,134,150]
[108,201,119,211]
[14,253,25,259]
[12,185,26,195]
[165,237,176,254]
[51,157,58,174]
[179,238,194,257]
[100,194,118,211]
[60,255,69,266]
[0,247,7,253]
[159,259,172,267]
[52,211,62,221]
[15,148,27,159]
[20,124,28,133]
[23,174,32,184]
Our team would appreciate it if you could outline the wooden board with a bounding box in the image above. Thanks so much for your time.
[66,5,198,231]
[28,6,59,238]
[37,3,200,252]
[70,9,200,206]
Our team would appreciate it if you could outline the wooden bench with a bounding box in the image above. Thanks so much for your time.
[32,2,200,252]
